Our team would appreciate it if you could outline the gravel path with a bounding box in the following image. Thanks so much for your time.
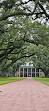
[0,77,49,111]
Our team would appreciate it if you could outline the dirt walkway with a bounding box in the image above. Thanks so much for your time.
[0,77,49,111]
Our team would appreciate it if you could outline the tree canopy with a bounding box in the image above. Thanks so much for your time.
[0,0,49,77]
[0,0,49,22]
[28,44,49,77]
[0,19,49,75]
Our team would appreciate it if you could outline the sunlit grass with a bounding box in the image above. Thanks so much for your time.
[0,77,26,85]
[33,77,49,86]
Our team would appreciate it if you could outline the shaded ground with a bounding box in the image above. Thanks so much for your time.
[0,77,49,111]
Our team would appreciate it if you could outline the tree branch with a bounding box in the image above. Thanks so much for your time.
[2,52,35,71]
[0,0,38,21]
[38,2,49,19]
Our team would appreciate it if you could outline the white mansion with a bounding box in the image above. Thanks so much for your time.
[15,64,44,77]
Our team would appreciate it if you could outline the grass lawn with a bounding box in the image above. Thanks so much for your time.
[0,77,26,85]
[33,77,49,86]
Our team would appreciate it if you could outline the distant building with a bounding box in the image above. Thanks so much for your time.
[15,65,44,77]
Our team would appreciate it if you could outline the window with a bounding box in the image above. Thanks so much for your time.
[20,68,23,71]
[36,68,39,72]
[32,68,35,72]
[24,68,27,72]
[28,68,31,72]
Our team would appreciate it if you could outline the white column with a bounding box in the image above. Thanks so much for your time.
[35,68,36,77]
[27,68,28,77]
[23,67,24,77]
[19,68,20,77]
[39,69,40,77]
[31,68,32,77]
